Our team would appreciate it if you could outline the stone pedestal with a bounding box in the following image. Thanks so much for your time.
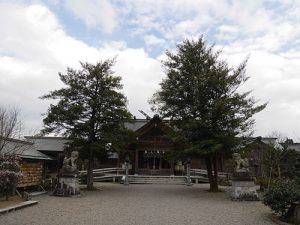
[52,174,80,197]
[231,177,259,201]
[294,204,300,224]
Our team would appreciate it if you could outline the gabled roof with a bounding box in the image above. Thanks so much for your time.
[1,138,52,160]
[286,143,300,152]
[19,148,53,160]
[135,115,173,138]
[24,136,70,152]
[248,136,277,145]
[124,119,148,131]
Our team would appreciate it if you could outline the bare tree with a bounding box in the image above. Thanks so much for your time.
[0,106,23,153]
[261,131,299,187]
[0,106,26,198]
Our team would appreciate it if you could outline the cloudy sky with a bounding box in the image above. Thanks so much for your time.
[0,0,300,140]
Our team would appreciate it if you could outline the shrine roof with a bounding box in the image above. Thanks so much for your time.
[287,143,300,152]
[1,138,52,160]
[24,136,70,152]
[124,119,148,131]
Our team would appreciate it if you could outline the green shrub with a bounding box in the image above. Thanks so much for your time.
[256,177,269,191]
[263,180,300,219]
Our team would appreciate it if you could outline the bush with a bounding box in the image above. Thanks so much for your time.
[0,154,22,200]
[263,180,300,219]
[256,177,269,191]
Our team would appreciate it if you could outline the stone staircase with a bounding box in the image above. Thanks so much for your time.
[128,175,187,185]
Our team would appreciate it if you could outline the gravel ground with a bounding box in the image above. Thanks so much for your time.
[0,183,275,225]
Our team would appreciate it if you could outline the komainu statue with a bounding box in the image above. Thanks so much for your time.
[53,150,80,197]
[231,153,258,201]
[233,153,249,173]
[60,151,79,174]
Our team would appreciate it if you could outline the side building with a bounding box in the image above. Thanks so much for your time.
[287,143,300,152]
[24,117,291,177]
[1,138,52,188]
[24,136,70,176]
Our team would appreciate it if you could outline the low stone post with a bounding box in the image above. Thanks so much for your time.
[124,155,130,186]
[186,157,192,186]
[294,204,300,224]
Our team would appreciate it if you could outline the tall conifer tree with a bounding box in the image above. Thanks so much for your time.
[151,37,266,191]
[41,59,131,189]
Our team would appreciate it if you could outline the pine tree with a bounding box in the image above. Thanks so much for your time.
[41,59,132,189]
[151,37,266,191]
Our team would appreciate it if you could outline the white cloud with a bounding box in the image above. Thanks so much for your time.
[117,0,300,53]
[63,0,117,33]
[100,41,127,51]
[0,2,163,134]
[94,45,164,116]
[219,47,300,140]
[217,25,238,34]
[169,16,211,39]
[143,35,165,47]
[1,1,300,141]
[215,25,239,41]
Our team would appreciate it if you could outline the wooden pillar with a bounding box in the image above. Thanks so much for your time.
[147,156,149,169]
[219,155,224,172]
[170,160,174,175]
[159,155,162,170]
[135,149,139,175]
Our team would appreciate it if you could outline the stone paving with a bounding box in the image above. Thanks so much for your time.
[0,183,275,225]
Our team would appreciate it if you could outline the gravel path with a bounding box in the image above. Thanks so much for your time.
[0,183,275,225]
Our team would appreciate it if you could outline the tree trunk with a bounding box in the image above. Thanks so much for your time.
[87,108,96,190]
[86,157,94,190]
[267,166,273,189]
[12,177,17,196]
[212,155,219,191]
[205,156,219,192]
[117,156,120,175]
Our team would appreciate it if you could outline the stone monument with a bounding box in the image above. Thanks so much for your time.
[52,151,80,197]
[231,153,258,200]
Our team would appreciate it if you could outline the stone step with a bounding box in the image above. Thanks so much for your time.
[127,175,187,184]
[129,175,185,178]
[129,177,186,179]
[129,182,187,185]
[0,201,38,214]
[130,182,187,185]
[129,179,186,182]
[29,191,47,196]
[129,180,186,182]
[129,178,185,181]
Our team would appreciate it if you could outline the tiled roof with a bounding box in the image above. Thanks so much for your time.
[24,136,70,152]
[124,119,148,131]
[287,143,300,152]
[1,138,52,160]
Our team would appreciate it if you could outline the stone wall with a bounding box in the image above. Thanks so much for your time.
[17,160,43,187]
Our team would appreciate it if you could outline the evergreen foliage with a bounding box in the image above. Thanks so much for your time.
[263,180,300,219]
[41,59,132,189]
[151,37,266,191]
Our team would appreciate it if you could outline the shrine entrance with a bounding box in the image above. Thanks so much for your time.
[135,149,173,175]
[132,115,175,175]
